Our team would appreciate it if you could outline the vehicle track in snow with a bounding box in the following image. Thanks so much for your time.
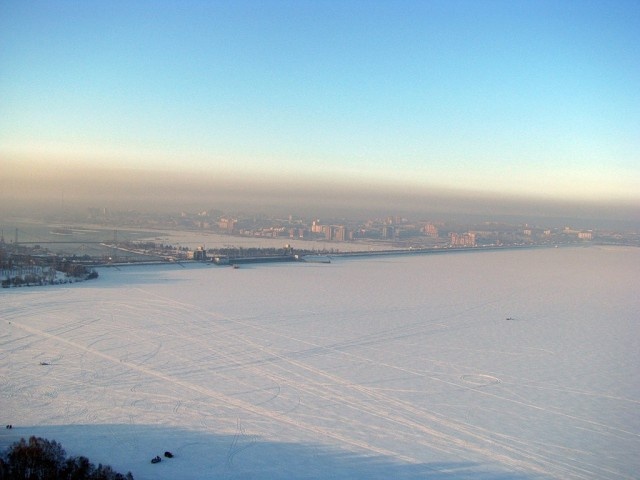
[3,255,637,480]
[120,288,615,479]
[7,319,421,464]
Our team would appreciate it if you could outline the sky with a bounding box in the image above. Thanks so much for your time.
[1,0,639,219]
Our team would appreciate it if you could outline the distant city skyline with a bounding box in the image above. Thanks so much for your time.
[1,1,639,217]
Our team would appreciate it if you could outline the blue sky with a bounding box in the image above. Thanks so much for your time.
[1,0,639,208]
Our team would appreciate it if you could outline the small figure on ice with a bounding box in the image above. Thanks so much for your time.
[151,455,162,464]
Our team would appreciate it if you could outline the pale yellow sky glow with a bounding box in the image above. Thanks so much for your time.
[4,141,638,206]
[2,154,638,226]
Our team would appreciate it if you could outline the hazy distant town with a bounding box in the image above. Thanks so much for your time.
[1,205,638,288]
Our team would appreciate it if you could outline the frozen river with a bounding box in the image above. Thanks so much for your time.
[1,246,639,479]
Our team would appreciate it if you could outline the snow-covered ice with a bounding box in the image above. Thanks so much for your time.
[1,246,639,479]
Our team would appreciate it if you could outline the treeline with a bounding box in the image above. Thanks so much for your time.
[0,436,133,480]
[1,264,98,288]
[209,246,331,257]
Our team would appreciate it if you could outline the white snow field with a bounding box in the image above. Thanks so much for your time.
[1,246,639,479]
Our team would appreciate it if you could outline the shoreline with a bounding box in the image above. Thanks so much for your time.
[93,243,565,268]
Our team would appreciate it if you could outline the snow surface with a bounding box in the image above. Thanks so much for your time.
[1,246,639,479]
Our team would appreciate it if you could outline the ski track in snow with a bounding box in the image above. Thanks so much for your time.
[2,247,639,479]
